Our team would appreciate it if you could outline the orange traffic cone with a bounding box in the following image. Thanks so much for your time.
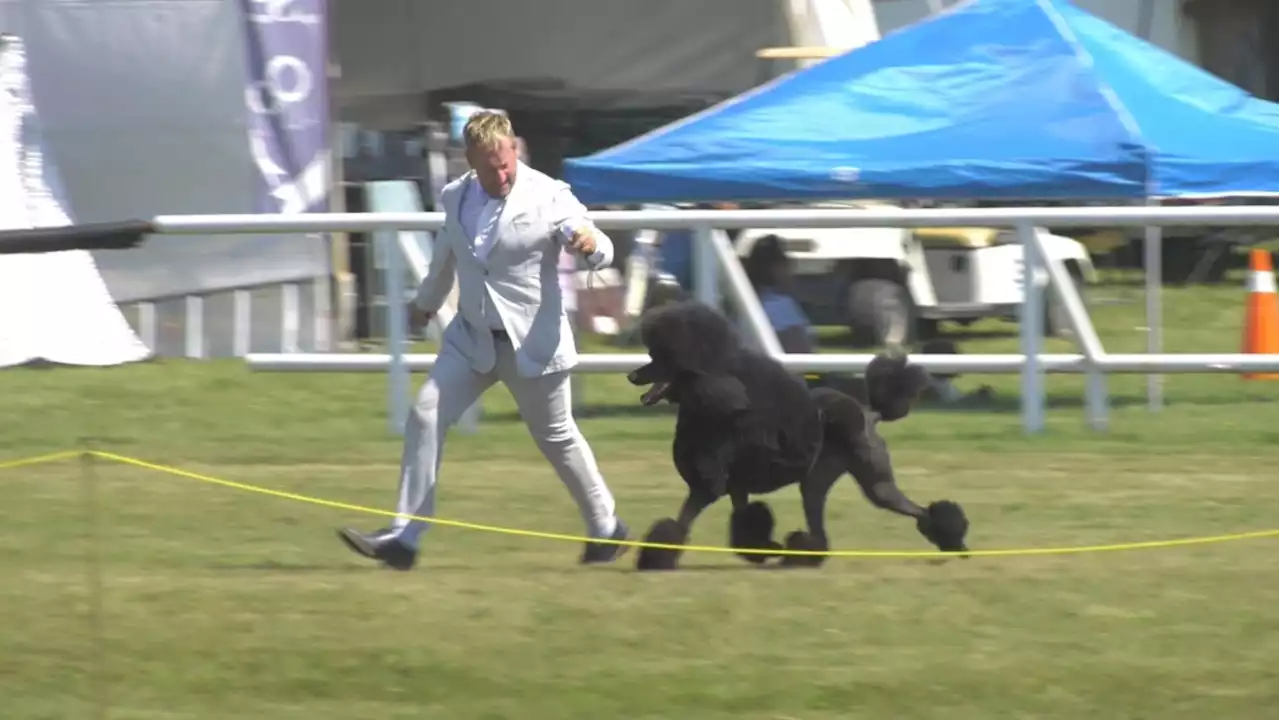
[1241,248,1278,380]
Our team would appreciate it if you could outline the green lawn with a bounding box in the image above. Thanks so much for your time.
[0,280,1275,719]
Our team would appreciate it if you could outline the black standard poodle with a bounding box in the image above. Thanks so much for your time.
[626,300,969,571]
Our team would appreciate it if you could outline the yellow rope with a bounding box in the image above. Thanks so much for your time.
[4,450,1277,559]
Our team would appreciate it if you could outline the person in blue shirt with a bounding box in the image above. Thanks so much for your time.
[743,234,816,355]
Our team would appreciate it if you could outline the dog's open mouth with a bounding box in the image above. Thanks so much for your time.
[640,381,672,406]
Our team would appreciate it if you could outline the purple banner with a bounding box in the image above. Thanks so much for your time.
[238,0,330,215]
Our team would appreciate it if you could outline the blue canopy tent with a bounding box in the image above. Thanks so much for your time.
[564,0,1278,433]
[561,0,1280,204]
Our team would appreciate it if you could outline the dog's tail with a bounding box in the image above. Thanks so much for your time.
[864,353,931,422]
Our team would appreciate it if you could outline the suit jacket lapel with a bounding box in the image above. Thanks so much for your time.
[485,162,530,267]
[443,172,472,253]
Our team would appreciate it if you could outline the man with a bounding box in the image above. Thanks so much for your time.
[337,111,628,570]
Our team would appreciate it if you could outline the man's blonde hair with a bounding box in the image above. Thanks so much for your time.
[463,110,515,151]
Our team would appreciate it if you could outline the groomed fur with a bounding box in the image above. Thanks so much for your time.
[809,378,970,556]
[730,501,782,564]
[628,300,969,570]
[636,518,688,571]
[638,300,744,377]
[917,500,970,554]
[864,353,932,422]
[779,530,827,568]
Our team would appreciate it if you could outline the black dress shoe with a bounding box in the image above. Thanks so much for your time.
[580,519,630,565]
[337,527,417,571]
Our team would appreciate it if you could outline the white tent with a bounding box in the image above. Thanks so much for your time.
[0,35,151,368]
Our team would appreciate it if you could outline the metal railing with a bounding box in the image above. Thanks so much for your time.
[140,204,1280,434]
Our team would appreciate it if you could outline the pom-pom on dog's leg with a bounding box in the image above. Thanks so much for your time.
[636,518,689,571]
[916,500,970,557]
[729,500,782,565]
[779,529,829,568]
[636,489,720,571]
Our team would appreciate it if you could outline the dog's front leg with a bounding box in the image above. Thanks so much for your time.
[694,434,737,499]
[636,489,719,571]
[728,489,783,565]
[677,490,718,527]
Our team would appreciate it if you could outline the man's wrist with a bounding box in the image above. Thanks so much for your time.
[557,219,582,244]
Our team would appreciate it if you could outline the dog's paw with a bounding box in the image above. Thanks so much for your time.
[779,530,828,569]
[730,501,780,565]
[636,518,688,571]
[916,500,969,556]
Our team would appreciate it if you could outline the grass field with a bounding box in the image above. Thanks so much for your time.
[0,280,1276,719]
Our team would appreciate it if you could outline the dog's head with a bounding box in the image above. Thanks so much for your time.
[626,300,744,406]
[916,500,969,555]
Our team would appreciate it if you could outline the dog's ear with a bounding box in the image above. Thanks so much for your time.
[687,375,750,414]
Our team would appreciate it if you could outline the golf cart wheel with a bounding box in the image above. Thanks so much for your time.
[846,278,915,349]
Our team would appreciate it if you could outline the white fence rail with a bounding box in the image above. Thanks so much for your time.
[246,352,1280,374]
[150,205,1279,234]
[140,205,1280,435]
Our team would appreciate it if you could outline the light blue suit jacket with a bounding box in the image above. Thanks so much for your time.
[414,163,613,378]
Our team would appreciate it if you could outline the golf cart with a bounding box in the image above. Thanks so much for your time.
[733,201,1097,346]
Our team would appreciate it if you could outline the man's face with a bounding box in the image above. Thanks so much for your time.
[467,137,518,198]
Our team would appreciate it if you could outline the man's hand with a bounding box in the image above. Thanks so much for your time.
[565,226,597,256]
[408,303,435,330]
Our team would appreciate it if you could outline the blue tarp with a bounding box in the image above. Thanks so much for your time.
[562,0,1279,204]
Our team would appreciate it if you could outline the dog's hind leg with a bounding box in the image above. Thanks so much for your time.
[780,453,843,568]
[728,490,783,565]
[849,439,970,555]
[636,489,719,572]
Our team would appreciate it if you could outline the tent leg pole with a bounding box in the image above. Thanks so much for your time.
[1144,220,1164,411]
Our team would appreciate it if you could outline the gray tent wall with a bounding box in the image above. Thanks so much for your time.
[0,0,331,358]
[331,0,1201,129]
[331,0,794,128]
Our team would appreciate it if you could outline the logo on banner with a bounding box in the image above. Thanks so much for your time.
[241,0,329,215]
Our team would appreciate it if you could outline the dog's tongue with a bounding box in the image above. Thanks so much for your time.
[641,381,670,406]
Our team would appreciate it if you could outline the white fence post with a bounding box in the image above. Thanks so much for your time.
[377,180,481,436]
[281,283,300,353]
[184,295,204,359]
[691,224,720,308]
[381,227,411,434]
[136,301,156,352]
[1015,223,1046,433]
[1028,226,1110,430]
[313,274,331,352]
[708,228,783,355]
[233,289,251,357]
[1143,202,1164,411]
